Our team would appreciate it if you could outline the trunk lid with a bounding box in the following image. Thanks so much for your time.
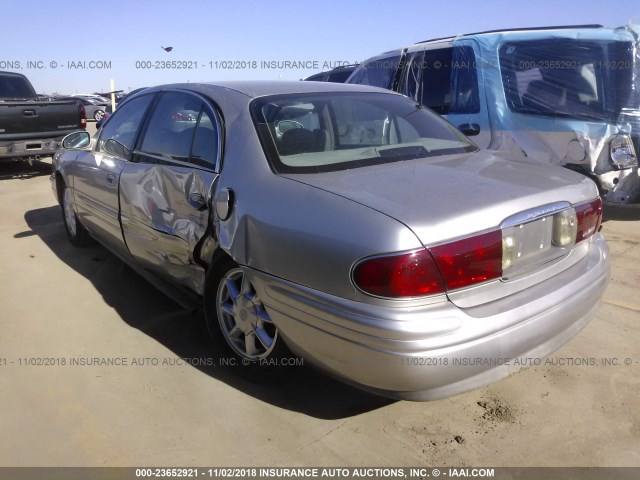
[284,150,600,307]
[284,150,597,246]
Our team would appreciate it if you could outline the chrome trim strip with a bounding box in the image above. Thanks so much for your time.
[501,201,571,228]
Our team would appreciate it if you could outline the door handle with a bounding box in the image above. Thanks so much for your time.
[106,174,117,186]
[188,193,208,211]
[457,123,481,136]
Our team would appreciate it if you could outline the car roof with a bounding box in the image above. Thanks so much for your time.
[142,81,394,99]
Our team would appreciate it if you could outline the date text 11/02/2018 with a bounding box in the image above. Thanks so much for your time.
[133,60,353,70]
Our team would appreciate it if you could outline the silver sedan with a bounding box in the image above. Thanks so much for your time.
[51,81,609,400]
[57,95,109,122]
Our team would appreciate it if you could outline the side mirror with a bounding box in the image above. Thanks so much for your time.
[62,131,91,149]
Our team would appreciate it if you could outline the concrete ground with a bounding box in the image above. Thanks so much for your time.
[0,143,639,467]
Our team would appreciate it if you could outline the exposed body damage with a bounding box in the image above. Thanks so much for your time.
[348,24,640,203]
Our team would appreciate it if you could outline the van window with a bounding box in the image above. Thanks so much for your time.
[405,47,480,115]
[499,39,633,121]
[347,54,400,90]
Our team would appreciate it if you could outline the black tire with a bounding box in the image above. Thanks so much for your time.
[94,110,104,121]
[61,186,91,247]
[203,256,293,379]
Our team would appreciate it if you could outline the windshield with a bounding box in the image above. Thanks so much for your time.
[500,39,634,122]
[251,92,477,173]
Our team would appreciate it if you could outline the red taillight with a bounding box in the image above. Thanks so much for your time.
[79,104,87,129]
[353,230,503,298]
[575,197,602,243]
[352,249,445,298]
[430,230,503,291]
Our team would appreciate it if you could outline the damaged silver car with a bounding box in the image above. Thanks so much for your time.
[52,81,609,400]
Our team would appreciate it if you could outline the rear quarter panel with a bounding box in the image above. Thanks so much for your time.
[212,92,425,302]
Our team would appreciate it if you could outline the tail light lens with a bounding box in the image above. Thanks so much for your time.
[79,104,87,129]
[575,197,602,243]
[353,230,502,298]
[430,230,503,291]
[353,249,445,298]
[354,198,601,299]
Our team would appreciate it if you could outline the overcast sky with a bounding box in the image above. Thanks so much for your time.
[1,0,638,94]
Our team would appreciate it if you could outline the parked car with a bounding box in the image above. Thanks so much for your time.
[93,91,126,103]
[304,64,358,83]
[347,24,640,204]
[51,81,609,400]
[0,71,86,162]
[95,105,111,128]
[57,95,108,122]
[70,93,111,103]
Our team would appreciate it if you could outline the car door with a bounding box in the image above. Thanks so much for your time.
[71,93,155,255]
[119,90,220,294]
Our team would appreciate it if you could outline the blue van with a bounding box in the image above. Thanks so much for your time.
[348,24,640,204]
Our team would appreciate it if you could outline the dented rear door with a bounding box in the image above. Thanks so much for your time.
[119,90,220,294]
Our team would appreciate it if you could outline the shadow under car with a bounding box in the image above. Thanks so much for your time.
[22,205,393,419]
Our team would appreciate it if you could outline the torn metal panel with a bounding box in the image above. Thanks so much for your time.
[349,24,640,203]
[119,162,217,294]
[457,26,640,203]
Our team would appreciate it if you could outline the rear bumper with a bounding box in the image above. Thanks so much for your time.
[0,135,66,161]
[248,233,610,400]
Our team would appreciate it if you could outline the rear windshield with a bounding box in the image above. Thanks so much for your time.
[499,39,634,121]
[251,92,477,174]
[0,74,36,99]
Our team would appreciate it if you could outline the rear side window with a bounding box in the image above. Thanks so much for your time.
[347,54,401,90]
[140,92,203,161]
[98,94,154,158]
[138,91,219,169]
[499,39,634,121]
[410,46,480,115]
[190,110,219,168]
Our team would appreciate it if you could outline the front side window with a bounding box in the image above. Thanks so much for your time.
[98,94,154,158]
[347,54,401,90]
[499,39,634,121]
[251,92,476,174]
